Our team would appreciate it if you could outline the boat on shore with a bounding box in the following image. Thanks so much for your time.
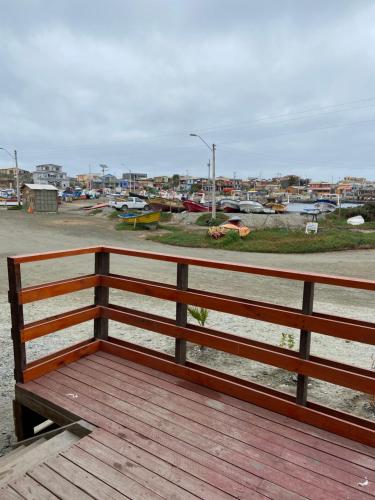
[182,200,209,212]
[314,199,337,213]
[149,197,184,212]
[117,211,161,226]
[265,202,288,214]
[239,200,265,213]
[220,199,240,212]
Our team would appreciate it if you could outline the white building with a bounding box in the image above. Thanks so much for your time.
[32,164,70,189]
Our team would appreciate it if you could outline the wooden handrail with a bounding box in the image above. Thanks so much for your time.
[10,245,375,290]
[21,305,101,342]
[7,246,375,446]
[102,275,375,344]
[102,304,374,394]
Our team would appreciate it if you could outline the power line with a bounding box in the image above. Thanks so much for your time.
[17,96,375,155]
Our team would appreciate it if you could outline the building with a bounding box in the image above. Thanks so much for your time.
[102,174,118,189]
[75,173,101,187]
[22,184,59,212]
[32,164,70,189]
[308,182,333,196]
[122,172,147,180]
[0,167,33,189]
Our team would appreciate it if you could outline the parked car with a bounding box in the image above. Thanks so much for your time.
[108,196,150,210]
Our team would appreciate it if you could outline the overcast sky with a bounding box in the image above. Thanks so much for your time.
[1,0,375,180]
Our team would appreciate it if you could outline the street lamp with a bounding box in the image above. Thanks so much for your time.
[99,164,108,193]
[0,147,20,205]
[189,133,216,219]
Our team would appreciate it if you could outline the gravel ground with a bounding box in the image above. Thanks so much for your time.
[0,204,374,455]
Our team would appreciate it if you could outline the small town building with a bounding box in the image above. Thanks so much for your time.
[32,164,70,189]
[0,167,33,189]
[22,184,59,212]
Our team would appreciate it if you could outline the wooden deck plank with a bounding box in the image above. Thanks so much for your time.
[53,362,374,499]
[77,435,196,499]
[37,373,337,499]
[28,463,93,499]
[88,352,375,465]
[41,372,329,498]
[24,380,290,499]
[62,444,175,499]
[91,428,234,500]
[46,454,127,500]
[77,435,201,500]
[95,351,375,459]
[0,486,25,499]
[13,351,375,500]
[73,356,375,496]
[18,383,261,499]
[8,475,59,499]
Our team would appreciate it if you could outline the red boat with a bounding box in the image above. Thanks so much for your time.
[182,200,209,212]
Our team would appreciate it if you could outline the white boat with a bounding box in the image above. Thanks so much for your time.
[220,199,240,213]
[314,201,336,213]
[347,215,365,225]
[239,200,265,214]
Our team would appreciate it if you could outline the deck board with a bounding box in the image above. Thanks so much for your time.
[9,352,375,499]
[51,360,374,499]
[93,351,375,459]
[72,357,375,494]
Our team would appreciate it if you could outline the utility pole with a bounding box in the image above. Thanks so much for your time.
[0,147,20,205]
[100,164,108,193]
[189,134,217,220]
[207,159,211,183]
[14,150,20,205]
[212,144,216,219]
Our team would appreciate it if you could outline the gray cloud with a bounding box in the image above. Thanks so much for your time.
[0,0,374,180]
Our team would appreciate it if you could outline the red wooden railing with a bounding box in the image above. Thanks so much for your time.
[7,246,375,446]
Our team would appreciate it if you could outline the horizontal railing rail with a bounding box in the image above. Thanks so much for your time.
[7,245,375,446]
[9,245,375,290]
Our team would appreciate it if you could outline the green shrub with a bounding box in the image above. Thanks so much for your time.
[196,212,228,226]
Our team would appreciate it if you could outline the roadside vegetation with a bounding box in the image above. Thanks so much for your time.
[321,203,375,230]
[149,204,375,253]
[195,212,228,226]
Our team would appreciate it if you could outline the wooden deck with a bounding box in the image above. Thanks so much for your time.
[5,246,375,498]
[6,350,375,499]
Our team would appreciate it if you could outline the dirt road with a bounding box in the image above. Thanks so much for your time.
[0,206,374,454]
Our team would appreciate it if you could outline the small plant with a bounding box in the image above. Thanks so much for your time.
[188,306,208,327]
[188,307,209,351]
[279,332,295,349]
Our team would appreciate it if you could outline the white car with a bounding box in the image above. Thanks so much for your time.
[108,196,150,210]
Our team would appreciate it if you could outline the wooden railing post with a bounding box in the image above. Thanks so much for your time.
[7,258,26,383]
[175,263,188,364]
[296,281,315,405]
[94,251,110,339]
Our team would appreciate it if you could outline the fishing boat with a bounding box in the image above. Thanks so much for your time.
[182,200,209,212]
[264,202,287,214]
[264,196,288,214]
[0,190,18,206]
[117,211,161,226]
[314,199,337,213]
[220,199,240,212]
[239,200,265,213]
[149,197,184,212]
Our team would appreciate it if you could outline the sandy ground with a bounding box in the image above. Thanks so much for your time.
[0,203,374,455]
